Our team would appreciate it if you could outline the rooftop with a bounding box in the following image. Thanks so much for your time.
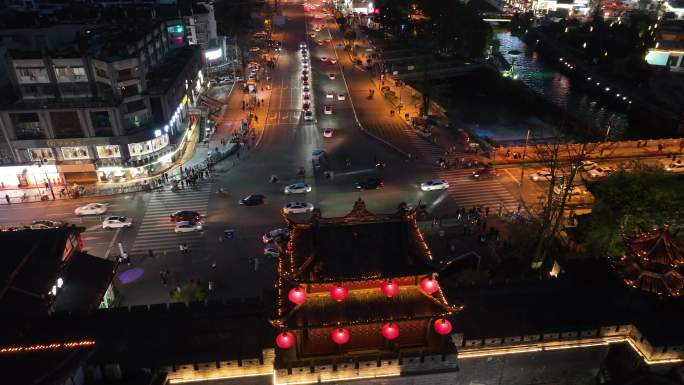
[146,46,201,95]
[278,285,457,329]
[445,258,684,346]
[0,226,82,315]
[284,199,437,283]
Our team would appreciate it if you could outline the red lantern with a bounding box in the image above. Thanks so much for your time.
[288,287,307,305]
[331,328,350,345]
[380,280,399,298]
[276,332,295,349]
[433,319,452,335]
[420,276,440,294]
[381,323,400,340]
[330,284,349,302]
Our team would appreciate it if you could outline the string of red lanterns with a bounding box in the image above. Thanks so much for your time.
[276,319,452,348]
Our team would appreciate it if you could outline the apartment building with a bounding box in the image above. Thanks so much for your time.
[0,16,203,186]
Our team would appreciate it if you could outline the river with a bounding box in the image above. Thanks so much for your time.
[495,30,629,138]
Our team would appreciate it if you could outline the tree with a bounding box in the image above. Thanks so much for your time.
[583,166,684,256]
[171,282,206,303]
[524,128,617,270]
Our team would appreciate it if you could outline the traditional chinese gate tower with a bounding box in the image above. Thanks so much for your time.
[271,199,462,382]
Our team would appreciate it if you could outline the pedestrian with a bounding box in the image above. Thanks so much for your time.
[254,256,260,271]
[160,270,168,286]
[148,249,154,259]
[179,244,185,253]
[208,280,213,292]
[211,261,217,268]
[236,152,240,160]
[183,243,188,254]
[680,141,684,152]
[5,194,9,204]
[485,207,490,217]
[658,143,664,152]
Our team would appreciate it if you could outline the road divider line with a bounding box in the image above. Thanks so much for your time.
[103,228,121,260]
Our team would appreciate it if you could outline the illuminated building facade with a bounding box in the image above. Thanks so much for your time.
[612,227,684,296]
[0,17,204,186]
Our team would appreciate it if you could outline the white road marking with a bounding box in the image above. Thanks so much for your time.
[103,228,121,260]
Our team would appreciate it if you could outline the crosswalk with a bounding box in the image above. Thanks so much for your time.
[267,110,303,124]
[398,122,520,213]
[130,183,213,254]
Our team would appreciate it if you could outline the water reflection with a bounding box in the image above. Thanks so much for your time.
[496,30,628,137]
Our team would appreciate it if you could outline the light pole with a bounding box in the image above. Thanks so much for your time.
[519,128,531,190]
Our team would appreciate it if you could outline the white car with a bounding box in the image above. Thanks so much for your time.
[587,167,614,178]
[553,185,586,196]
[323,128,334,137]
[283,201,315,214]
[320,56,328,62]
[102,216,132,229]
[337,93,346,101]
[314,26,321,32]
[420,179,449,191]
[530,170,553,182]
[665,162,684,173]
[284,182,312,194]
[174,221,203,233]
[326,91,334,99]
[304,111,314,121]
[262,228,289,243]
[264,244,279,258]
[324,105,333,115]
[74,203,108,216]
[580,160,597,170]
[329,58,337,64]
[328,73,336,80]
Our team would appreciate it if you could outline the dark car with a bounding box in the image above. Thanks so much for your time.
[170,210,201,222]
[239,194,266,206]
[356,177,384,190]
[472,167,498,179]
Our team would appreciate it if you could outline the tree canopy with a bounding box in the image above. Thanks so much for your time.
[171,282,207,303]
[373,0,492,58]
[584,167,684,256]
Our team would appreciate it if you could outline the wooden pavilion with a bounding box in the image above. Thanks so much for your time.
[270,198,463,368]
[612,227,684,297]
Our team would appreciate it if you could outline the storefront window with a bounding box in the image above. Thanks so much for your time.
[128,134,169,157]
[96,145,121,159]
[61,146,90,160]
[27,148,55,161]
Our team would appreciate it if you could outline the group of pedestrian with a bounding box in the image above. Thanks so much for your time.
[179,243,190,254]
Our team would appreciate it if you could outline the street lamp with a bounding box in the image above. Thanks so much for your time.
[519,128,532,190]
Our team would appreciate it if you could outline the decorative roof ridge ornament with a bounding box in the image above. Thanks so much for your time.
[344,197,375,219]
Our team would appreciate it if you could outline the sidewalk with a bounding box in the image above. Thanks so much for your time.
[336,21,490,166]
[0,87,240,206]
[491,138,684,166]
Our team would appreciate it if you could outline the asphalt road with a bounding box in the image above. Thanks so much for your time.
[3,0,640,306]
